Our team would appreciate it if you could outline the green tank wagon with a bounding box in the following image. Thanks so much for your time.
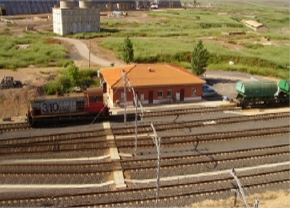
[235,80,278,108]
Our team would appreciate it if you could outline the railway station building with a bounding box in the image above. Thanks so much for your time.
[100,64,206,108]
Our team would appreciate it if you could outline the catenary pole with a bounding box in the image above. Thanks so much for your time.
[230,168,250,208]
[121,69,127,123]
[150,123,161,208]
[126,79,141,153]
[131,87,138,152]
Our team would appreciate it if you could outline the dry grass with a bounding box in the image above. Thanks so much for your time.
[191,190,290,208]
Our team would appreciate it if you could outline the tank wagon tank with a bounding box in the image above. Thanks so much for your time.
[277,80,290,97]
[27,87,110,126]
[234,80,290,108]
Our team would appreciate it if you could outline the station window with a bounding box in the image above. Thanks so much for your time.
[192,88,196,96]
[89,96,101,102]
[158,90,163,98]
[167,90,172,98]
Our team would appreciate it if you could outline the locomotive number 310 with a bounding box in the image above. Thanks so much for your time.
[41,102,70,113]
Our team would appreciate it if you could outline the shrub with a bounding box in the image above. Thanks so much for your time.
[44,65,101,95]
[44,81,63,95]
[56,60,74,67]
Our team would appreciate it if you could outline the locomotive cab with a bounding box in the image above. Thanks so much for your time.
[85,87,110,116]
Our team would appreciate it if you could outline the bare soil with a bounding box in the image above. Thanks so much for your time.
[191,190,290,208]
[0,67,59,119]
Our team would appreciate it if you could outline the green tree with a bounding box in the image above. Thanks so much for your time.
[191,40,209,76]
[122,37,134,64]
[67,64,79,86]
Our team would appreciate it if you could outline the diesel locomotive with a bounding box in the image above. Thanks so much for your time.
[27,87,110,126]
[234,80,290,108]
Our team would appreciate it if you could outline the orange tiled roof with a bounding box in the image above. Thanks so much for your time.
[100,64,205,88]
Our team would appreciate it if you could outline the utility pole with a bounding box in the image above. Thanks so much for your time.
[151,123,161,207]
[88,38,91,68]
[121,69,127,123]
[126,79,141,153]
[132,87,138,152]
[230,168,250,208]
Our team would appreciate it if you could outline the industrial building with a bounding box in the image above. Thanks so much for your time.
[100,64,205,108]
[53,0,100,35]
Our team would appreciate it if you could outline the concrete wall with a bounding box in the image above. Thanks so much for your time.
[53,7,100,35]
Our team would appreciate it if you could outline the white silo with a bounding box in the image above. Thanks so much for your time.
[60,0,74,9]
[79,0,92,9]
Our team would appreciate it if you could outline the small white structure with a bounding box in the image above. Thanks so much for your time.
[241,19,268,32]
[53,0,100,36]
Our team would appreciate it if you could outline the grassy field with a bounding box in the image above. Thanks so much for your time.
[94,0,289,79]
[0,0,289,79]
[0,32,71,70]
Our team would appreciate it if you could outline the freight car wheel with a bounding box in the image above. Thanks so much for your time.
[241,101,249,109]
[267,100,275,107]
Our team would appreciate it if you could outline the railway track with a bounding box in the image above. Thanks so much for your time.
[0,125,288,156]
[122,145,290,171]
[0,168,288,207]
[141,106,241,119]
[117,125,290,148]
[1,111,287,145]
[126,145,289,179]
[0,114,137,133]
[0,160,121,173]
[66,172,290,208]
[1,110,289,207]
[0,122,31,133]
[1,144,288,175]
[114,112,290,135]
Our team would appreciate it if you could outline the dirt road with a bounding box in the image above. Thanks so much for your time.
[54,37,125,67]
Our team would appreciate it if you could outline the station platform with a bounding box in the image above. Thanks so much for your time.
[103,121,127,189]
[110,100,236,115]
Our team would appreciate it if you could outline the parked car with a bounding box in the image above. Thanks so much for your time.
[151,4,158,9]
[202,84,218,97]
[203,88,218,97]
[202,84,211,91]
